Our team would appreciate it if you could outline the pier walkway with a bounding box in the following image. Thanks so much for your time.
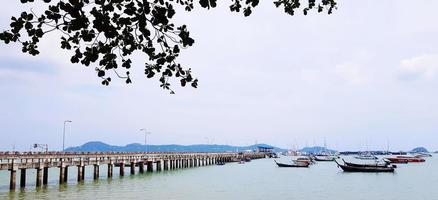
[0,151,265,190]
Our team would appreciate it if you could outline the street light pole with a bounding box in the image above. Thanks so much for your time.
[140,129,151,152]
[63,120,72,152]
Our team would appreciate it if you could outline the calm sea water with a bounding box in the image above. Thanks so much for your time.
[1,155,437,200]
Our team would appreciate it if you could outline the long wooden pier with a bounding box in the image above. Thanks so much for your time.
[0,151,265,190]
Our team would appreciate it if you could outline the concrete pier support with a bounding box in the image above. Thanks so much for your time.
[194,159,198,167]
[107,164,113,178]
[156,160,162,171]
[36,168,43,187]
[130,162,135,175]
[43,167,49,185]
[77,166,84,181]
[93,164,100,180]
[81,166,85,181]
[20,169,26,188]
[10,168,16,190]
[119,163,125,177]
[171,160,175,169]
[164,160,169,170]
[64,167,68,183]
[59,167,65,184]
[147,161,153,172]
[139,162,145,173]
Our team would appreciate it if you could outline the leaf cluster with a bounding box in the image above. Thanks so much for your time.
[0,0,336,92]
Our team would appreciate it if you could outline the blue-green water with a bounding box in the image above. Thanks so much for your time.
[1,156,437,200]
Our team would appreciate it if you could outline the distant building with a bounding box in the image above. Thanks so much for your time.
[256,145,278,158]
[256,145,274,153]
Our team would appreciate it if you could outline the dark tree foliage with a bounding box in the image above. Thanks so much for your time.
[0,0,336,93]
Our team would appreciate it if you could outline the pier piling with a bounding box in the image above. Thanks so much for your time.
[130,162,135,175]
[10,168,16,190]
[20,169,26,188]
[107,163,113,178]
[139,162,145,173]
[93,164,100,180]
[59,167,65,184]
[156,160,162,171]
[36,168,43,187]
[147,161,153,172]
[119,162,125,177]
[43,167,49,185]
[77,166,83,181]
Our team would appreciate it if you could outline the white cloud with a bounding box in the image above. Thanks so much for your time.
[399,54,438,81]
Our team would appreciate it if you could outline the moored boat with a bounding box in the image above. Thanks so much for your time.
[386,156,425,163]
[335,160,395,173]
[342,159,392,168]
[384,157,408,164]
[313,155,336,162]
[275,160,309,168]
[294,157,314,165]
[355,153,378,160]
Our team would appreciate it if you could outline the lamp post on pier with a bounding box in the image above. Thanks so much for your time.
[140,129,151,152]
[63,120,72,152]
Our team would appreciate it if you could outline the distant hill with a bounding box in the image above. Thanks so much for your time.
[411,147,429,153]
[65,141,286,153]
[299,146,337,154]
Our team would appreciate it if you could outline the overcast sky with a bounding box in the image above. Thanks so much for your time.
[1,0,437,151]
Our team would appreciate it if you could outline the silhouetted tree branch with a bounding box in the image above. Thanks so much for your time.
[0,0,336,93]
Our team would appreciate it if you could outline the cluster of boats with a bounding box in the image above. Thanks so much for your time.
[275,153,432,173]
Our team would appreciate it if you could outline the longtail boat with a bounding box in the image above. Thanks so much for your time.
[342,159,392,168]
[335,160,395,173]
[275,160,309,168]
